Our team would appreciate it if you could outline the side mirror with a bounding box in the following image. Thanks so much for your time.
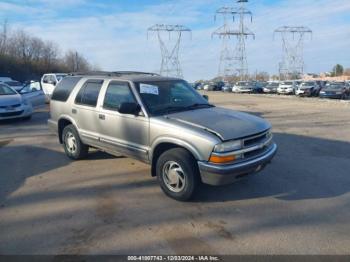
[203,95,209,101]
[119,102,141,115]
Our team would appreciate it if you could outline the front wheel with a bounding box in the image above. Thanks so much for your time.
[62,124,89,160]
[156,148,199,201]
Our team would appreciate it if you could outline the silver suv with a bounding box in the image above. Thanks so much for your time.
[48,72,277,201]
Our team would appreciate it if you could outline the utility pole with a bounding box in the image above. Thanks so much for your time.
[213,0,254,81]
[147,24,191,78]
[274,26,312,80]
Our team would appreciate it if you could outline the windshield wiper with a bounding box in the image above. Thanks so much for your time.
[185,103,215,110]
[156,103,214,115]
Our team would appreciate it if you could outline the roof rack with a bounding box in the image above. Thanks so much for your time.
[69,71,160,77]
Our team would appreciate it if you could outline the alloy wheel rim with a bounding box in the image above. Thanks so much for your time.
[65,132,77,154]
[162,161,186,193]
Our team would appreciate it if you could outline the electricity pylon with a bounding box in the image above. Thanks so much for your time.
[274,26,312,80]
[212,0,254,81]
[148,24,191,78]
[212,7,238,80]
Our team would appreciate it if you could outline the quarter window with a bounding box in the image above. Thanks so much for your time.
[51,77,82,102]
[75,80,103,107]
[103,82,136,111]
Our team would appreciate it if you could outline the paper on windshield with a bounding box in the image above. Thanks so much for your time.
[140,83,159,95]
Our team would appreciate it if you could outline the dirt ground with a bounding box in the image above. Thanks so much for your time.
[0,93,349,255]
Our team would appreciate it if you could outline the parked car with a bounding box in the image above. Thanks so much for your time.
[319,82,350,100]
[206,81,224,91]
[295,81,321,97]
[222,83,232,92]
[41,73,67,101]
[263,82,279,93]
[0,77,24,91]
[0,77,12,82]
[48,72,277,201]
[0,81,45,121]
[277,81,298,95]
[233,81,262,93]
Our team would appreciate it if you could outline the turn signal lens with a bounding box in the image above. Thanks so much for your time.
[209,155,236,164]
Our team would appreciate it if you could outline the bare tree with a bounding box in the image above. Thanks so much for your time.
[64,50,91,72]
[0,20,8,55]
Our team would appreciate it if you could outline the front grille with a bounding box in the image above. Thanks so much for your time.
[244,146,268,159]
[238,130,272,161]
[243,131,268,147]
[0,110,24,117]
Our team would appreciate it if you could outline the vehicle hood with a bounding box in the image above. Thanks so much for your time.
[279,85,293,88]
[321,87,343,92]
[0,94,22,106]
[164,107,271,141]
[299,86,314,90]
[237,85,253,89]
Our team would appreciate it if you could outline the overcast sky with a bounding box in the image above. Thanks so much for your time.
[1,0,350,81]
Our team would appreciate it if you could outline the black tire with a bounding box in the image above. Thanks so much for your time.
[23,115,32,121]
[62,124,89,160]
[156,148,199,201]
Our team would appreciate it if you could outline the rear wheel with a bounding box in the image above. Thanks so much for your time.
[156,148,199,201]
[62,124,89,160]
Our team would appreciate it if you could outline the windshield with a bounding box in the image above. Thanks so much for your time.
[5,81,22,87]
[0,84,17,95]
[267,83,279,87]
[56,75,66,82]
[301,82,315,86]
[237,82,249,86]
[281,81,293,85]
[135,80,212,116]
[328,84,343,89]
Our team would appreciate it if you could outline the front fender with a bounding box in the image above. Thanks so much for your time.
[150,136,203,161]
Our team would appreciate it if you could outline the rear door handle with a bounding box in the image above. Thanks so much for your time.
[99,114,105,120]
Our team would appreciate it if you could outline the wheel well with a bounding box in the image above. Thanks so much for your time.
[151,143,193,177]
[58,118,72,144]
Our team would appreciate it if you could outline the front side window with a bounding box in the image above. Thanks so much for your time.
[75,80,103,107]
[103,82,136,111]
[135,80,211,116]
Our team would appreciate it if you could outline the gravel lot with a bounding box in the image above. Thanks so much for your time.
[0,93,350,255]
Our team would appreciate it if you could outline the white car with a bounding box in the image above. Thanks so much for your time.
[277,81,298,95]
[232,81,259,93]
[295,81,320,97]
[0,82,46,121]
[41,73,67,100]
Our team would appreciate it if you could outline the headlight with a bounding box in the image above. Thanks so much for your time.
[213,140,242,153]
[22,99,29,106]
[320,91,325,94]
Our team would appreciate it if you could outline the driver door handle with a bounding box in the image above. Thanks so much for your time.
[99,114,105,120]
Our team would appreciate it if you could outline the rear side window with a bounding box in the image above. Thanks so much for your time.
[51,77,82,102]
[103,82,136,111]
[75,80,103,107]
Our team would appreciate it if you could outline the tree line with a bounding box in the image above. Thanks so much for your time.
[0,21,93,82]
